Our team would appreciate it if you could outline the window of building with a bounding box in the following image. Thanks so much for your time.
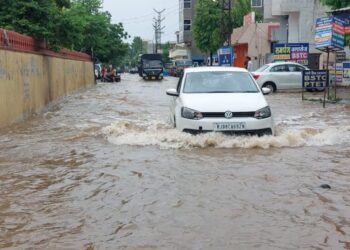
[184,20,191,31]
[251,0,262,7]
[184,0,191,8]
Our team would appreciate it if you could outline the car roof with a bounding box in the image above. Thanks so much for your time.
[185,67,248,73]
[266,62,306,67]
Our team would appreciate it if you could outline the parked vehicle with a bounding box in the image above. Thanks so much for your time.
[252,62,309,92]
[94,64,102,79]
[166,67,275,135]
[173,60,193,77]
[138,54,164,80]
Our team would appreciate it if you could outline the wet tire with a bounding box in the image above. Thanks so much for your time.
[262,82,276,93]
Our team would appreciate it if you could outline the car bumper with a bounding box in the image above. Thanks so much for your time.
[177,117,275,135]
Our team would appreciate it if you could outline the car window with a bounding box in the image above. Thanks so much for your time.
[288,64,305,72]
[183,71,259,93]
[255,65,269,72]
[270,65,289,72]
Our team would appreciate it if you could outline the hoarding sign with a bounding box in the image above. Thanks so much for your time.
[273,43,309,66]
[343,62,350,79]
[334,13,350,46]
[315,16,345,49]
[218,47,234,67]
[315,17,333,48]
[302,70,329,90]
[336,63,343,83]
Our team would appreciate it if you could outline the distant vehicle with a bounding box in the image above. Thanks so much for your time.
[94,64,101,79]
[138,54,164,80]
[166,67,275,136]
[129,67,138,74]
[173,60,192,77]
[252,62,309,92]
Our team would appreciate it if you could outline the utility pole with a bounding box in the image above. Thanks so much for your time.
[153,8,166,54]
[220,0,232,46]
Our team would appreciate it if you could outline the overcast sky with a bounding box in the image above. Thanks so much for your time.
[102,0,179,43]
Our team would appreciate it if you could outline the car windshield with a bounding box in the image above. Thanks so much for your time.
[255,65,270,72]
[143,60,162,68]
[183,71,259,93]
[176,60,192,66]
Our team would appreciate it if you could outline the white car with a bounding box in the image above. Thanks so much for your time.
[166,67,275,135]
[252,62,309,92]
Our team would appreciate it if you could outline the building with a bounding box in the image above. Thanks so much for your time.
[263,0,329,68]
[178,0,207,63]
[231,21,280,69]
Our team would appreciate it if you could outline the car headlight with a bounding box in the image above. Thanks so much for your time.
[181,107,203,120]
[254,106,271,119]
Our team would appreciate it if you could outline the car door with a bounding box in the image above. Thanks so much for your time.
[287,64,305,89]
[170,75,184,124]
[269,64,290,90]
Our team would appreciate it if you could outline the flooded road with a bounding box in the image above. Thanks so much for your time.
[1,74,350,249]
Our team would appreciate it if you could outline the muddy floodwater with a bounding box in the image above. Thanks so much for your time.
[1,74,350,249]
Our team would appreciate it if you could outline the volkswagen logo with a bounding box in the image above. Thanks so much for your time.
[225,111,233,119]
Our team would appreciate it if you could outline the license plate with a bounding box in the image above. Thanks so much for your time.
[152,76,156,80]
[214,122,246,131]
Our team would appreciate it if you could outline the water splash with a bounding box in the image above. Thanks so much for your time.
[102,120,350,149]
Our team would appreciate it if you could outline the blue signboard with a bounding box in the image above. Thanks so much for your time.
[315,16,345,50]
[273,43,309,66]
[218,47,234,66]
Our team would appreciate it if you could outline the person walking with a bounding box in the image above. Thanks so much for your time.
[245,56,253,72]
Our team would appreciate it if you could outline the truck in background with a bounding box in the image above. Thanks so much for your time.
[138,54,164,80]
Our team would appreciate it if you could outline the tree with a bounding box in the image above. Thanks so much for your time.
[129,37,145,66]
[0,0,62,45]
[193,0,221,65]
[232,0,263,28]
[320,0,350,9]
[161,42,171,63]
[0,0,129,64]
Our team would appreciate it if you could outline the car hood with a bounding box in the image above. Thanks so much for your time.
[181,93,268,112]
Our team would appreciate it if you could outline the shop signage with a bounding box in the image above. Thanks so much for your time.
[273,43,309,66]
[302,70,328,90]
[218,47,234,67]
[315,16,345,49]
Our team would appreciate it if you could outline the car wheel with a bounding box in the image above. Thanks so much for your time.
[262,82,276,92]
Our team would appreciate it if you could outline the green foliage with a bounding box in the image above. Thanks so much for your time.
[0,0,129,64]
[193,0,221,56]
[232,0,262,28]
[320,0,350,9]
[128,37,145,66]
[161,42,171,63]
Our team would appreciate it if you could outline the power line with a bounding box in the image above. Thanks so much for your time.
[153,8,166,53]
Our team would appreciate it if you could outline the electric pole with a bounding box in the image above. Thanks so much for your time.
[153,8,166,54]
[220,0,232,46]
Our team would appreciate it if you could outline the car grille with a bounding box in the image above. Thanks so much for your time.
[201,112,255,118]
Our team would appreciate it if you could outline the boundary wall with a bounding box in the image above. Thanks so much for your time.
[0,29,94,127]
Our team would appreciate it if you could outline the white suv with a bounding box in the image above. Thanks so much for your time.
[252,62,309,92]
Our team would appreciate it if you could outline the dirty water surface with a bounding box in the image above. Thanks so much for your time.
[0,74,350,249]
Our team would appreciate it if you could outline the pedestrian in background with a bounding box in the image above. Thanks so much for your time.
[245,56,253,72]
[101,65,106,82]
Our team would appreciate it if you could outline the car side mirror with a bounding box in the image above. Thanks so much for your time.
[166,88,179,97]
[262,87,271,95]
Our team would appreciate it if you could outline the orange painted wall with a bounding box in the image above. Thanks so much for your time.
[234,44,248,68]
